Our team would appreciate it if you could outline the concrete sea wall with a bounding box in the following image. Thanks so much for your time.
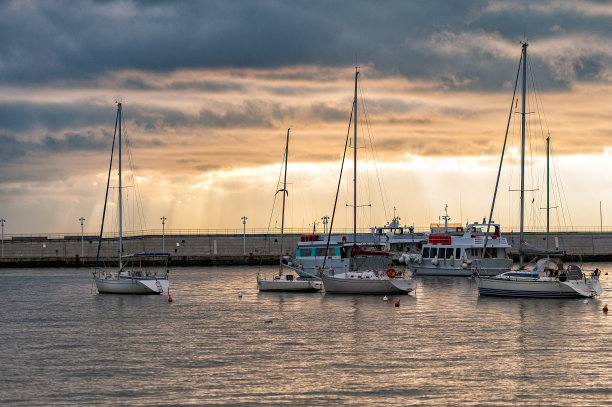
[1,231,611,267]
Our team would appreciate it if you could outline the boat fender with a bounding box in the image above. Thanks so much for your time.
[432,256,438,266]
[386,268,397,278]
[398,256,405,264]
[461,262,468,269]
[450,256,455,266]
[394,299,400,307]
[168,295,173,303]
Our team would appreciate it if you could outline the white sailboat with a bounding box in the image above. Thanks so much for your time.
[476,42,601,298]
[257,129,322,292]
[321,68,417,295]
[93,103,170,295]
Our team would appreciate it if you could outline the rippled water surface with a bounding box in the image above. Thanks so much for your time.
[1,264,611,406]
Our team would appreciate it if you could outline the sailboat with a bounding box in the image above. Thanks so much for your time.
[321,68,417,294]
[476,42,601,298]
[257,129,322,292]
[93,103,170,294]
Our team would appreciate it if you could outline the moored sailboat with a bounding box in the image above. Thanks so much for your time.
[476,43,601,298]
[321,68,417,294]
[257,128,322,292]
[92,103,170,295]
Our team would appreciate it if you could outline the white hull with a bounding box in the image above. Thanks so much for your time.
[413,260,512,276]
[94,276,169,294]
[478,277,602,298]
[322,273,417,294]
[257,279,322,292]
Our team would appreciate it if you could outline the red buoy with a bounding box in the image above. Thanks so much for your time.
[603,304,608,313]
[168,295,173,303]
[394,299,400,307]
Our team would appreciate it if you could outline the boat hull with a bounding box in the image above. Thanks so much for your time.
[477,277,601,298]
[257,279,322,292]
[94,277,169,294]
[413,258,512,277]
[322,274,416,294]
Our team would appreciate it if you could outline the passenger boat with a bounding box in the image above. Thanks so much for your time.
[404,221,512,276]
[93,103,170,295]
[290,232,387,278]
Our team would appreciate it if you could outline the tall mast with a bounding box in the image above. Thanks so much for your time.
[118,103,123,270]
[353,67,359,271]
[279,128,290,273]
[546,135,550,249]
[519,42,527,267]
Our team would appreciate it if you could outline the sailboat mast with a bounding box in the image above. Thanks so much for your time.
[353,67,359,271]
[118,103,123,270]
[546,135,550,249]
[279,128,289,272]
[519,42,527,267]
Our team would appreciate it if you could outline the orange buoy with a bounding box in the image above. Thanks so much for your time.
[168,295,173,303]
[604,304,608,313]
[394,299,400,307]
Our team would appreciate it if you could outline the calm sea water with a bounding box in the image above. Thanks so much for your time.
[1,264,611,406]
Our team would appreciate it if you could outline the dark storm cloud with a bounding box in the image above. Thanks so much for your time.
[0,102,113,133]
[2,1,610,90]
[0,131,108,159]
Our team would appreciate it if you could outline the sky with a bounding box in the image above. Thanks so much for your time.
[1,0,611,235]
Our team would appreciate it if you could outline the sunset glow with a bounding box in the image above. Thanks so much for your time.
[1,1,611,234]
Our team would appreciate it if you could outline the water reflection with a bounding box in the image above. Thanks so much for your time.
[0,264,610,406]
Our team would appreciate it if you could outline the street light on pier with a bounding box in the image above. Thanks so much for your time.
[241,216,248,255]
[160,216,167,253]
[0,218,5,258]
[321,216,329,234]
[311,221,319,234]
[79,217,85,257]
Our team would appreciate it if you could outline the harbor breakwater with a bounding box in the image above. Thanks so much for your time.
[1,231,612,267]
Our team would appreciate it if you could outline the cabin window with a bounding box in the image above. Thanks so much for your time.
[340,247,347,258]
[422,247,430,258]
[455,248,461,258]
[445,248,453,258]
[430,248,438,258]
[296,249,302,257]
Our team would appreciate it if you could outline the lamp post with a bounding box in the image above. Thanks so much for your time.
[321,216,329,234]
[241,216,247,255]
[160,216,167,253]
[311,221,318,234]
[0,218,5,258]
[79,217,85,257]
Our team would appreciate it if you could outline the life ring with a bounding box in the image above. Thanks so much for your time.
[386,268,396,278]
